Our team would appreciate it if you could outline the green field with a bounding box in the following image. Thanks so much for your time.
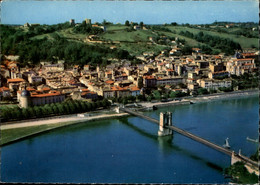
[101,29,155,42]
[166,26,258,48]
[1,121,76,145]
[21,24,258,57]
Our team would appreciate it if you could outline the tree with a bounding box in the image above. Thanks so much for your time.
[171,22,177,26]
[33,106,42,118]
[140,21,144,28]
[147,95,152,102]
[138,77,143,89]
[169,91,177,99]
[197,88,209,95]
[209,88,217,94]
[125,20,130,26]
[1,108,11,121]
[22,108,30,119]
[153,90,161,100]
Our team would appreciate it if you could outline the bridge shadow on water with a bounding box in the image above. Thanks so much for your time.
[118,117,224,172]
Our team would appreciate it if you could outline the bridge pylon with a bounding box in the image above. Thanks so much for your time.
[158,112,173,136]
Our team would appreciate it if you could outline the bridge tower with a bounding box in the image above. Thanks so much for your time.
[158,112,173,136]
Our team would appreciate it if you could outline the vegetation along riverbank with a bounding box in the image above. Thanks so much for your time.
[1,89,258,146]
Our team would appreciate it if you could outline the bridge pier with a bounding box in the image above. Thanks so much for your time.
[158,112,173,136]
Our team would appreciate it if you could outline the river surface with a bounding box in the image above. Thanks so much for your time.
[1,96,258,183]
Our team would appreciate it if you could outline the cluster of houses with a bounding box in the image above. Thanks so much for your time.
[0,47,257,108]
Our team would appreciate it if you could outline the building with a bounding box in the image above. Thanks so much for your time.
[85,18,91,24]
[197,79,232,90]
[28,74,43,84]
[42,63,64,72]
[0,87,11,100]
[134,25,141,30]
[226,58,256,76]
[129,86,140,96]
[208,71,229,79]
[18,89,65,108]
[7,78,25,91]
[70,19,75,26]
[156,76,183,86]
[209,62,225,73]
[143,75,157,88]
[80,89,98,100]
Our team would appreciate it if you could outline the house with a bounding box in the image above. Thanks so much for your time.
[209,62,225,73]
[0,87,11,99]
[169,48,182,55]
[226,58,256,76]
[143,75,157,88]
[192,48,202,53]
[134,25,141,30]
[80,89,98,100]
[7,78,25,91]
[208,71,229,79]
[42,63,64,72]
[156,76,183,86]
[28,74,43,84]
[101,86,115,98]
[111,86,130,98]
[17,89,65,108]
[197,79,232,90]
[129,86,140,96]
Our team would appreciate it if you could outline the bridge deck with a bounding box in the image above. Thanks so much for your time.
[121,107,258,168]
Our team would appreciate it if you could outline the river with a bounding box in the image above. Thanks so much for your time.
[1,95,258,183]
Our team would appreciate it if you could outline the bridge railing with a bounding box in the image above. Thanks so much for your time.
[120,107,258,168]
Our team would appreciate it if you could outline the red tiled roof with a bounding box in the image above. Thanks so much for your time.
[244,63,254,66]
[0,87,10,92]
[130,86,140,91]
[31,91,62,98]
[214,56,221,59]
[144,75,155,80]
[81,88,89,92]
[212,71,228,74]
[111,86,128,91]
[42,87,51,91]
[105,80,114,84]
[233,58,254,61]
[242,53,255,56]
[26,87,36,91]
[7,78,25,83]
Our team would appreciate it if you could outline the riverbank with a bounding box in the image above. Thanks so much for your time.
[1,89,258,145]
[0,113,128,145]
[138,89,258,109]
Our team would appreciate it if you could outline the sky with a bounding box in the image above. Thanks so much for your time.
[1,0,259,25]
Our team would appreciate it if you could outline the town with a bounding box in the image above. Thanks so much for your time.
[0,26,258,120]
[1,1,259,183]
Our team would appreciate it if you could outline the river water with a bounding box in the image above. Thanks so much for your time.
[1,96,258,183]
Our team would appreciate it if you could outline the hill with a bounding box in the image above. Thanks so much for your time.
[1,22,258,67]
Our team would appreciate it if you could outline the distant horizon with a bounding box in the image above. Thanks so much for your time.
[2,20,258,26]
[1,1,258,25]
